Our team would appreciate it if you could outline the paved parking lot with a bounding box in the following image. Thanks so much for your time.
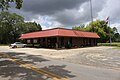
[0,52,73,80]
[2,46,120,70]
[0,46,120,80]
[59,47,120,70]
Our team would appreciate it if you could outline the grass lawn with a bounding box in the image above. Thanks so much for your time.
[0,44,8,46]
[98,42,120,48]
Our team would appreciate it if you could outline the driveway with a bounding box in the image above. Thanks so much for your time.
[0,46,120,80]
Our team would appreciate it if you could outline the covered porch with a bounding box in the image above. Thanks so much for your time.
[23,36,98,49]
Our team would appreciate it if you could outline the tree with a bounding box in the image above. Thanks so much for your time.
[72,24,86,31]
[0,12,24,43]
[72,20,118,43]
[0,0,23,11]
[113,33,120,42]
[23,22,42,33]
[0,12,42,44]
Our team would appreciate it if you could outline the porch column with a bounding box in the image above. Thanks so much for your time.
[56,37,59,49]
[95,39,97,46]
[31,39,34,47]
[92,39,94,46]
[45,38,47,48]
[38,38,41,47]
[24,39,27,44]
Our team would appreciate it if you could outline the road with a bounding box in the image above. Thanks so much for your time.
[0,47,120,80]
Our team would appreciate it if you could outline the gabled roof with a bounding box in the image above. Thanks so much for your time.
[19,28,100,39]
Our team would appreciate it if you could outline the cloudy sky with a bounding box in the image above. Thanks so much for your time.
[10,0,120,32]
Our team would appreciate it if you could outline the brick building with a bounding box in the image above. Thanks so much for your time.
[19,28,100,49]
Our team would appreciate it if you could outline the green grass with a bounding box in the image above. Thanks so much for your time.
[114,47,120,49]
[98,42,120,47]
[0,44,8,46]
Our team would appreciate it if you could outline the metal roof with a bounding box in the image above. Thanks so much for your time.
[19,28,100,39]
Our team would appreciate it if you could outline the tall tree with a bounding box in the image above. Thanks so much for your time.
[0,12,24,43]
[72,24,86,31]
[113,33,120,42]
[72,20,118,43]
[0,12,42,44]
[23,22,42,33]
[0,0,23,11]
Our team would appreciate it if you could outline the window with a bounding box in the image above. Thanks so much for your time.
[33,39,38,43]
[27,40,31,43]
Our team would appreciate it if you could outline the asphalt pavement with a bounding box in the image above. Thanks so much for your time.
[0,47,120,80]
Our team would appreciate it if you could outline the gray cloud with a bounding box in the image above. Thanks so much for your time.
[22,0,88,15]
[99,0,120,23]
[98,0,120,32]
[8,0,120,32]
[51,0,107,26]
[10,0,106,26]
[9,8,39,21]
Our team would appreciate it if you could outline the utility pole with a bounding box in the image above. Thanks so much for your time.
[108,17,112,44]
[90,0,94,32]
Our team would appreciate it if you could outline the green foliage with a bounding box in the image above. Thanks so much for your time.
[23,22,42,33]
[0,12,24,43]
[98,43,120,47]
[0,0,23,11]
[72,24,87,31]
[72,20,120,43]
[0,12,42,44]
[113,33,120,42]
